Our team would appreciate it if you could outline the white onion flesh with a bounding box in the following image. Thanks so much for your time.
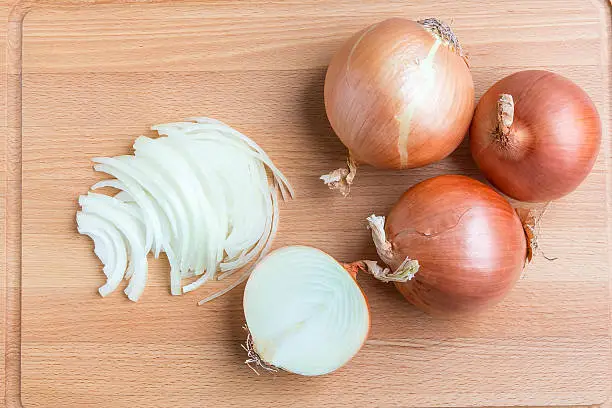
[243,246,370,376]
[77,118,293,302]
[76,212,128,297]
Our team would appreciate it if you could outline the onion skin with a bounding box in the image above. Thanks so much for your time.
[324,18,474,169]
[470,70,601,202]
[382,175,527,315]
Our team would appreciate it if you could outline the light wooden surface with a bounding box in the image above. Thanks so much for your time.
[2,0,611,407]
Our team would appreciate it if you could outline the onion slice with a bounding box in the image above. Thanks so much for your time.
[76,212,128,297]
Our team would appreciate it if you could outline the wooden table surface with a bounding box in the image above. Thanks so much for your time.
[2,0,611,407]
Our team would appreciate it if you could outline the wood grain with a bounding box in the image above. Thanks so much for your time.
[2,0,611,407]
[0,1,8,404]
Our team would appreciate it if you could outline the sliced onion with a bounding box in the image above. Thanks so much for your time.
[133,136,213,275]
[178,118,295,199]
[77,193,148,300]
[79,193,146,269]
[92,180,145,223]
[92,160,170,257]
[90,231,114,276]
[78,118,293,302]
[125,257,148,301]
[76,212,128,297]
[114,190,134,203]
[198,183,282,305]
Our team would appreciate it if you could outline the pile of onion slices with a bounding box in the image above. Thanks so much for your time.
[76,118,293,303]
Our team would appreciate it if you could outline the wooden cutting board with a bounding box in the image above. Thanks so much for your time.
[2,0,611,406]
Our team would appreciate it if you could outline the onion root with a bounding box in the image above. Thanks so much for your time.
[241,325,279,375]
[320,156,357,197]
[516,203,557,270]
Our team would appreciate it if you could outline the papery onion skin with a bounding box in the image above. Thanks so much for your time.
[380,175,526,315]
[470,70,601,202]
[324,18,474,169]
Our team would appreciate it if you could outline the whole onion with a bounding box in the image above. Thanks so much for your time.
[470,70,601,202]
[322,18,474,195]
[368,175,528,315]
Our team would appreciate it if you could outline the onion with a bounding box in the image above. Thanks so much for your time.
[76,211,129,297]
[78,193,148,300]
[367,175,528,315]
[242,246,370,376]
[322,18,474,195]
[470,70,601,202]
[77,118,293,302]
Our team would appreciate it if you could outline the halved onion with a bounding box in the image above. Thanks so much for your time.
[77,118,293,302]
[243,246,370,376]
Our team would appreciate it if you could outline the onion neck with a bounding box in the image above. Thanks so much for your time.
[366,214,395,264]
[418,17,467,63]
[494,94,516,148]
[343,259,419,283]
[364,214,420,282]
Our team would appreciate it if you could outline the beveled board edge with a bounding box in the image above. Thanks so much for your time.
[2,0,611,407]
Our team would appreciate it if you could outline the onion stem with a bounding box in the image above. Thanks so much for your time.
[497,94,515,139]
[343,259,418,283]
[364,214,421,280]
[366,214,395,265]
[418,17,466,60]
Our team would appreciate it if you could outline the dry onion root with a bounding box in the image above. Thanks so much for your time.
[76,118,293,303]
[367,175,530,315]
[242,246,417,376]
[322,18,474,195]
